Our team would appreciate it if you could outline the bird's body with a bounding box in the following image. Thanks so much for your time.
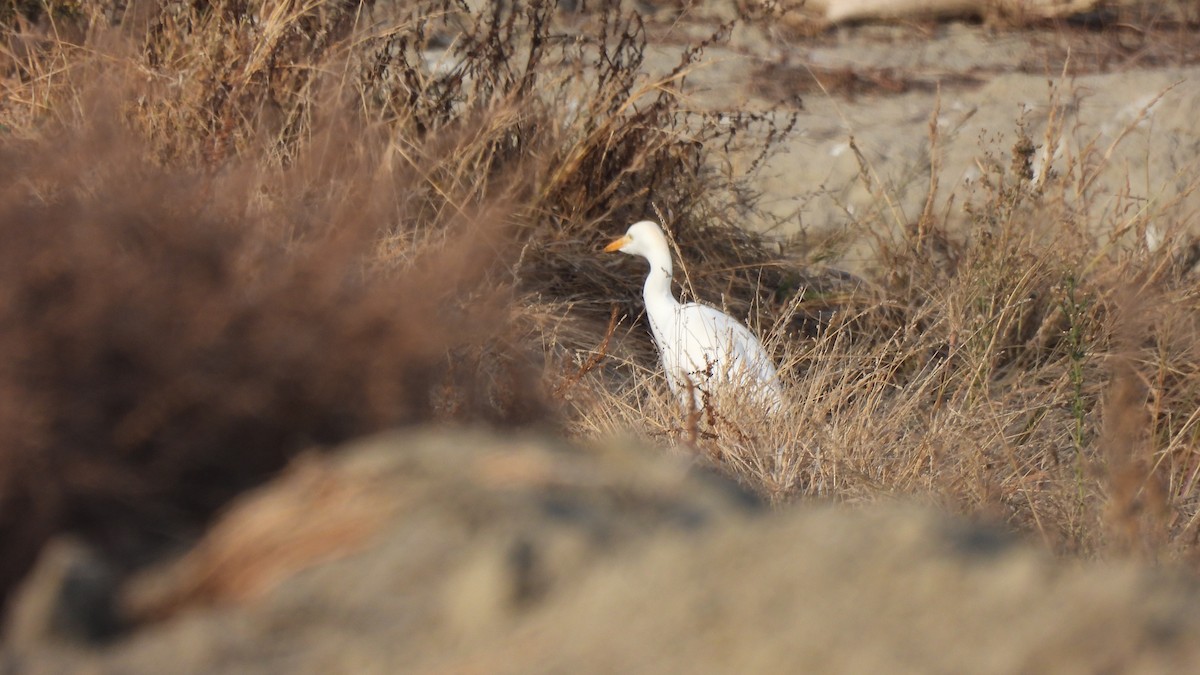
[605,221,783,412]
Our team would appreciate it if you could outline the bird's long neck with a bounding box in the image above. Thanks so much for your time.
[642,245,678,315]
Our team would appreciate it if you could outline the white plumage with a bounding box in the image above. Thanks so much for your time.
[604,220,783,412]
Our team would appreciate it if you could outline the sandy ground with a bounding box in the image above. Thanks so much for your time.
[8,428,1200,673]
[636,15,1200,272]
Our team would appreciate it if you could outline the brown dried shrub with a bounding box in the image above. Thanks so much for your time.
[0,106,546,610]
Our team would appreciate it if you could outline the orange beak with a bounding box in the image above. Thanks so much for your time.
[603,234,631,253]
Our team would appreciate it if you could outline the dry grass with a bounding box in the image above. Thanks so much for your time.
[562,22,1200,566]
[0,109,552,607]
[2,0,1200,620]
[0,0,806,611]
[570,61,1200,567]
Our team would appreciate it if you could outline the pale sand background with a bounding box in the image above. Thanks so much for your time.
[634,13,1200,272]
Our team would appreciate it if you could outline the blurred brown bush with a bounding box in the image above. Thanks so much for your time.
[0,110,548,611]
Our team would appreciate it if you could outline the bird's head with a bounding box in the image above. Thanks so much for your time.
[603,220,668,260]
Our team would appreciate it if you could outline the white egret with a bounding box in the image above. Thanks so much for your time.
[604,220,783,412]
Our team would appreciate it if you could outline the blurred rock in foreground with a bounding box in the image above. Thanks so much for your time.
[4,428,1199,673]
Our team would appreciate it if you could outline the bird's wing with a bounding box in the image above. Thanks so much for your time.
[677,303,779,381]
[673,303,727,375]
[678,304,782,411]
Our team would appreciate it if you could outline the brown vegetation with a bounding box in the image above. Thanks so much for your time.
[1,0,1200,629]
[0,0,803,613]
[0,113,546,610]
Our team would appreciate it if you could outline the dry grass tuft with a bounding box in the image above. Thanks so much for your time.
[0,110,549,610]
